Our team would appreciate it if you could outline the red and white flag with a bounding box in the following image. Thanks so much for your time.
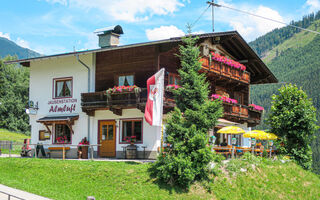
[145,68,165,126]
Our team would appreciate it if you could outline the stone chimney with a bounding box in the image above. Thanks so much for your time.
[94,25,124,48]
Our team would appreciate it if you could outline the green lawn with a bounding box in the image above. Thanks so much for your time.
[0,158,319,200]
[0,129,30,154]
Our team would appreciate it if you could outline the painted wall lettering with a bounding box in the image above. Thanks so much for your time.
[49,104,76,113]
[48,98,77,105]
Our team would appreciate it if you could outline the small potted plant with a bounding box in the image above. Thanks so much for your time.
[124,136,137,159]
[78,137,89,159]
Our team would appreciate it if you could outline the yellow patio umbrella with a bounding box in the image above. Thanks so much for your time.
[244,130,278,140]
[266,133,278,140]
[217,126,245,134]
[243,130,266,139]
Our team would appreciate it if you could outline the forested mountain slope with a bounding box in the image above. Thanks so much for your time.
[0,37,41,59]
[249,16,320,174]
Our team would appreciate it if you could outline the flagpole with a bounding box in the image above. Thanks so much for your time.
[160,124,164,153]
[160,68,165,154]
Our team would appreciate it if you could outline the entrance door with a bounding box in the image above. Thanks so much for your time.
[99,121,116,157]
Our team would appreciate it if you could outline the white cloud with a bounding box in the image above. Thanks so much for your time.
[0,32,10,40]
[0,32,31,49]
[44,0,184,22]
[146,25,185,40]
[16,37,30,49]
[304,0,320,13]
[215,1,286,41]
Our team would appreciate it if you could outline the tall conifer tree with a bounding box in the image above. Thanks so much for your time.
[153,36,223,187]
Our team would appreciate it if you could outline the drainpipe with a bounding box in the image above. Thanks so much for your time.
[76,54,91,144]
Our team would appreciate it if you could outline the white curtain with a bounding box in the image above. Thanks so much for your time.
[126,75,134,86]
[56,81,64,97]
[119,76,125,86]
[66,80,71,94]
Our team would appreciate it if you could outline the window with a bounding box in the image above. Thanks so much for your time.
[118,75,134,86]
[168,73,180,85]
[234,92,244,104]
[121,120,142,143]
[54,78,72,98]
[54,124,71,144]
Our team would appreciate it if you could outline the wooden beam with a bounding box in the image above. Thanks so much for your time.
[44,124,52,135]
[66,121,74,134]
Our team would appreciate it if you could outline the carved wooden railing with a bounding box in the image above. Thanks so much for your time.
[81,88,261,125]
[222,103,249,118]
[81,88,175,115]
[200,57,250,84]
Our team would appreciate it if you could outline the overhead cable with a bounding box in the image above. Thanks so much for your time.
[207,1,320,35]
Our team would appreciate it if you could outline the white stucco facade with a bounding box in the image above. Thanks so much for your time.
[28,53,161,159]
[29,54,95,156]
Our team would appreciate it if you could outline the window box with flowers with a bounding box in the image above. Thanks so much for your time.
[248,104,264,112]
[106,85,141,105]
[211,94,238,104]
[211,52,246,71]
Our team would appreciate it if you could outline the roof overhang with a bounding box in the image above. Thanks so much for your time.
[4,31,277,84]
[37,114,79,134]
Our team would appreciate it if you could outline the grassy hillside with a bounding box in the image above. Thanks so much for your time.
[0,158,319,200]
[249,18,320,173]
[0,129,30,154]
[0,129,30,143]
[0,37,41,59]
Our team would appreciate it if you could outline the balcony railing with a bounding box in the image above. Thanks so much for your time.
[81,88,175,116]
[222,102,262,126]
[81,88,261,126]
[200,57,250,84]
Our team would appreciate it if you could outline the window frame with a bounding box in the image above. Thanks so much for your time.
[52,77,73,99]
[119,118,143,144]
[168,73,180,85]
[115,73,135,86]
[53,123,72,145]
[234,92,244,105]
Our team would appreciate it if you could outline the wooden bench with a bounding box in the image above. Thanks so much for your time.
[48,147,70,160]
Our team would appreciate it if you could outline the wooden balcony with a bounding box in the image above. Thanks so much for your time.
[222,102,262,126]
[200,57,250,84]
[81,88,261,126]
[248,108,263,126]
[81,88,175,116]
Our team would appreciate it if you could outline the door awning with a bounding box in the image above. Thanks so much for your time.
[36,114,79,134]
[37,115,79,123]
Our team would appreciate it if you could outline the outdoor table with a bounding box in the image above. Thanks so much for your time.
[213,146,233,158]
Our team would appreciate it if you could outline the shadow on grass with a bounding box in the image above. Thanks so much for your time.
[124,161,141,165]
[146,164,188,195]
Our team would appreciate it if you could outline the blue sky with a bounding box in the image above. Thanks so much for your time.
[0,0,319,55]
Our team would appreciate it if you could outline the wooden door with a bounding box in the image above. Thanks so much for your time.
[99,121,116,157]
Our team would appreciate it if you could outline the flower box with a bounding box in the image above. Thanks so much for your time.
[211,52,246,71]
[248,104,264,112]
[211,94,238,104]
[106,85,140,94]
[166,84,181,91]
